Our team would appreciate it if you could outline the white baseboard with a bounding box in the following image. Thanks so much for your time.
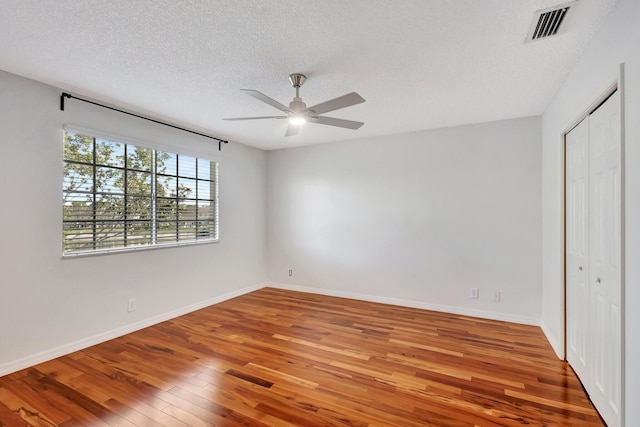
[0,283,265,377]
[541,321,564,359]
[266,282,541,326]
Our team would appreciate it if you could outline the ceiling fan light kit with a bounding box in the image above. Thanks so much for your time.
[289,115,306,125]
[224,73,365,137]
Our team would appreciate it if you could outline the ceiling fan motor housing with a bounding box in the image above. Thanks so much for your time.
[289,97,307,113]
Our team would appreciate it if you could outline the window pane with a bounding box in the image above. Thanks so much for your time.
[127,171,152,196]
[178,200,197,220]
[94,195,125,221]
[127,145,152,172]
[63,197,94,253]
[179,155,197,178]
[63,193,93,222]
[197,180,214,200]
[64,132,93,164]
[95,139,124,168]
[126,221,152,247]
[157,197,177,221]
[64,163,93,194]
[197,200,214,220]
[179,222,197,240]
[197,158,211,180]
[178,177,197,199]
[196,221,214,238]
[157,175,177,197]
[93,220,126,250]
[126,195,152,220]
[157,151,177,176]
[63,225,96,252]
[95,166,124,195]
[157,221,178,243]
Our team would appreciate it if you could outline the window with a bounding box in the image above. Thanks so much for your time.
[63,130,218,255]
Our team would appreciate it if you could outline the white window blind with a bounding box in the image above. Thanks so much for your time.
[63,130,218,255]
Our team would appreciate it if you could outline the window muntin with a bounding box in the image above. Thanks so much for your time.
[63,131,218,255]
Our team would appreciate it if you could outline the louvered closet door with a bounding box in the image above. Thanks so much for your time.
[588,90,621,427]
[565,117,590,385]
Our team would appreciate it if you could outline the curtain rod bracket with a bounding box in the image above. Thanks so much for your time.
[60,92,229,151]
[60,92,71,111]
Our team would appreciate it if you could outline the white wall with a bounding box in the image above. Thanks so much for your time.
[267,117,542,325]
[540,0,640,423]
[0,70,268,374]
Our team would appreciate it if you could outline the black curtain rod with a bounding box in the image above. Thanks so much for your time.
[60,92,229,151]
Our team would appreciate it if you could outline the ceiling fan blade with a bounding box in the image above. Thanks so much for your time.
[223,115,287,121]
[285,123,300,137]
[241,89,289,112]
[305,92,365,115]
[308,116,364,130]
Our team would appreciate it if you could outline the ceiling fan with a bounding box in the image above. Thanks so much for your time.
[223,73,365,137]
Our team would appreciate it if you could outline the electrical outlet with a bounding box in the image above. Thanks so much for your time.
[492,291,501,302]
[288,269,293,277]
[470,288,479,299]
[127,298,136,312]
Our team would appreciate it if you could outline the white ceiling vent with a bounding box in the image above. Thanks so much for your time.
[525,1,577,42]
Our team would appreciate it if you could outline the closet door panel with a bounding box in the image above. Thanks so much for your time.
[565,117,590,384]
[588,90,621,426]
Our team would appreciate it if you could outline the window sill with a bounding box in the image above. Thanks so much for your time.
[61,238,219,259]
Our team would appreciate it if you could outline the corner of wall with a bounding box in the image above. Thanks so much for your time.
[540,320,564,359]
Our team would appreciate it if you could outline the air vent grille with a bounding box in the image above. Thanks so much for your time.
[526,2,576,42]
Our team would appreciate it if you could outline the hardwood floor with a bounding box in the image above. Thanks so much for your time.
[0,287,603,426]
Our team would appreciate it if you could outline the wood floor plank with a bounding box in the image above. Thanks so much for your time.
[0,288,605,426]
[0,385,62,426]
[0,399,32,427]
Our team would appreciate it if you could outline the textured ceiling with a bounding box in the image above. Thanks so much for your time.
[0,0,617,150]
